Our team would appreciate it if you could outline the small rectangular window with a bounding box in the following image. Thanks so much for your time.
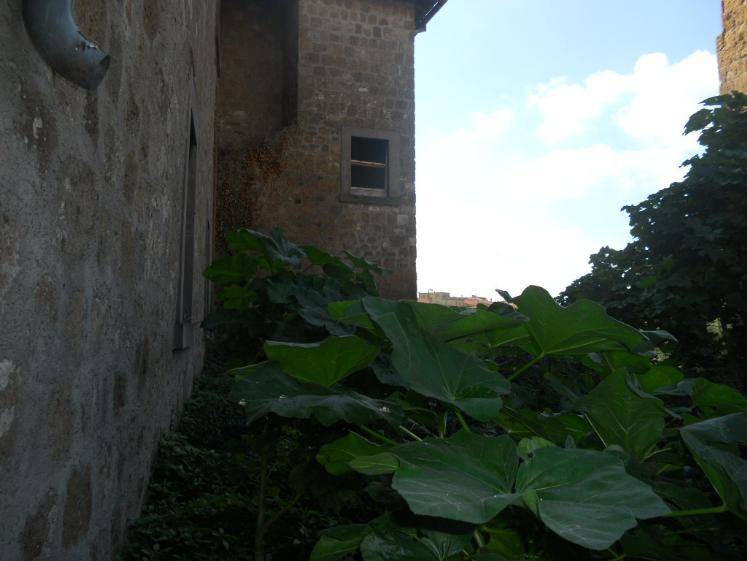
[341,128,400,204]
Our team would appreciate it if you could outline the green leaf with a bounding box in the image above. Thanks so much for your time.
[583,369,666,462]
[516,447,670,550]
[349,452,400,475]
[317,432,386,476]
[264,335,379,388]
[637,366,684,393]
[496,409,592,446]
[517,436,555,461]
[680,413,747,519]
[218,284,258,310]
[364,298,510,421]
[481,526,526,559]
[328,300,380,333]
[311,524,371,561]
[203,253,258,285]
[227,227,306,271]
[513,286,646,356]
[690,378,747,417]
[385,433,667,550]
[230,362,402,427]
[406,301,525,342]
[390,432,520,523]
[361,528,471,561]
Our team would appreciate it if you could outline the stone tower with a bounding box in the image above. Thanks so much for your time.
[718,0,747,92]
[216,0,446,299]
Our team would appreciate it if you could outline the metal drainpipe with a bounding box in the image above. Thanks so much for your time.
[23,0,110,90]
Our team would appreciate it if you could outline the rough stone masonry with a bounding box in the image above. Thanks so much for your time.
[217,0,428,299]
[0,1,217,559]
[718,0,747,92]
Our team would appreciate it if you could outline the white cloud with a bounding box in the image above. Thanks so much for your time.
[529,70,628,143]
[416,50,719,298]
[614,51,718,143]
[529,50,718,146]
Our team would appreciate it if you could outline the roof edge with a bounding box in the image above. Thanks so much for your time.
[415,0,447,31]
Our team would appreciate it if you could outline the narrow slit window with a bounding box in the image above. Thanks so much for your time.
[351,136,388,190]
[174,112,198,350]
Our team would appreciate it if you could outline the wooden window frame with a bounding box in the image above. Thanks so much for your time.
[340,127,401,205]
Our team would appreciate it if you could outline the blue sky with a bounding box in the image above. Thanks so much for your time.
[414,0,722,298]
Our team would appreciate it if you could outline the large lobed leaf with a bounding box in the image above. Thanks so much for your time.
[377,432,668,550]
[583,369,667,462]
[264,335,379,388]
[363,298,510,421]
[680,412,747,519]
[406,301,526,343]
[230,362,402,427]
[391,432,519,524]
[512,286,647,357]
[517,446,669,550]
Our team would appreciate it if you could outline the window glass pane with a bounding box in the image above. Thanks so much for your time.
[351,136,388,164]
[351,164,386,189]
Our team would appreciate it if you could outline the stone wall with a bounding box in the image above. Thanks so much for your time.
[218,0,418,298]
[0,1,217,559]
[718,0,747,92]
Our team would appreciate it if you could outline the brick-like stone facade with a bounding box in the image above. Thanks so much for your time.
[218,0,419,298]
[0,2,217,559]
[718,0,747,92]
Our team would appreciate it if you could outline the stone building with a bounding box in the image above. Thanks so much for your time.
[217,0,445,298]
[0,1,445,560]
[0,2,218,560]
[718,0,747,92]
[419,291,494,308]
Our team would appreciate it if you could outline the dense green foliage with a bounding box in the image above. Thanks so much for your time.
[561,93,747,388]
[121,231,389,561]
[201,228,746,560]
[123,94,747,558]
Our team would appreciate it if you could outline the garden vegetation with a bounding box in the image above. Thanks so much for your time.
[121,95,747,561]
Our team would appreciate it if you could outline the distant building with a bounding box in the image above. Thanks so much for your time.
[419,290,493,308]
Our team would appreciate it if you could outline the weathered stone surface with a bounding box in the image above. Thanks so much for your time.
[0,1,217,559]
[719,0,747,92]
[21,491,56,561]
[217,0,419,299]
[62,466,93,549]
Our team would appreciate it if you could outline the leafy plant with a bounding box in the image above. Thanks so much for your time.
[230,274,747,560]
[121,232,389,561]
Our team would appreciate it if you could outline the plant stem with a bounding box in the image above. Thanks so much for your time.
[455,409,472,432]
[439,411,448,439]
[508,353,545,382]
[398,425,422,441]
[584,413,608,448]
[642,447,672,462]
[361,425,398,446]
[665,503,728,517]
[473,528,486,548]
